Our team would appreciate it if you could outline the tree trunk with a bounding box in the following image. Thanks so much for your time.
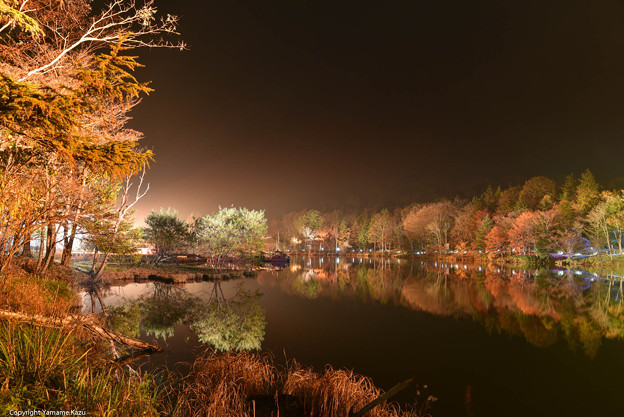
[36,227,46,271]
[0,310,161,352]
[61,172,87,266]
[39,224,58,274]
[22,237,31,257]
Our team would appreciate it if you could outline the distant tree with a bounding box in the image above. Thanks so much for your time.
[337,220,351,251]
[604,192,624,254]
[349,219,361,249]
[296,209,323,252]
[533,208,559,254]
[586,200,612,253]
[451,205,474,247]
[321,210,341,252]
[555,222,586,257]
[485,226,508,255]
[144,208,189,264]
[402,207,423,249]
[402,205,426,253]
[560,173,578,202]
[368,209,394,252]
[473,185,500,212]
[421,201,456,251]
[519,176,556,211]
[508,211,539,254]
[356,215,370,250]
[85,171,149,280]
[576,169,600,213]
[498,185,522,213]
[187,215,206,255]
[202,207,267,268]
[474,214,494,251]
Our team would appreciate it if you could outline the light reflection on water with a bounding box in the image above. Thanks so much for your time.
[84,257,624,417]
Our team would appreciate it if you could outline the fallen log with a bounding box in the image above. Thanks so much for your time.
[350,376,417,417]
[0,310,161,353]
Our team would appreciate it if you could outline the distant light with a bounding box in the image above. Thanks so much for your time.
[336,247,341,252]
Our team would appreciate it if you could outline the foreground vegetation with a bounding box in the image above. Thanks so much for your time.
[0,262,433,416]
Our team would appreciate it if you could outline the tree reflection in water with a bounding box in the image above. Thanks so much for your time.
[139,282,196,340]
[119,280,267,351]
[192,281,266,352]
[115,280,266,351]
[260,258,624,358]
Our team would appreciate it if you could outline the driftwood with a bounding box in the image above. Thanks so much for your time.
[0,310,161,353]
[350,376,417,417]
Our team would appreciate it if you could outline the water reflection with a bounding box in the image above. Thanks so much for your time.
[192,281,265,351]
[139,283,196,340]
[98,280,267,352]
[91,258,624,358]
[259,257,624,357]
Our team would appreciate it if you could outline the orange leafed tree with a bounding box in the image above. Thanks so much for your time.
[508,212,539,255]
[485,226,508,255]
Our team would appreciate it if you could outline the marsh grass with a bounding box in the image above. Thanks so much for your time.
[0,321,161,416]
[172,349,276,417]
[283,361,397,417]
[172,349,432,417]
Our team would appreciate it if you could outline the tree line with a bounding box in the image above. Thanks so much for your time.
[273,170,624,258]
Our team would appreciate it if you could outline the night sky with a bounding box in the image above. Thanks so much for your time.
[128,0,624,221]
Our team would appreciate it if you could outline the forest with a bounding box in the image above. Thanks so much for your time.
[271,171,624,260]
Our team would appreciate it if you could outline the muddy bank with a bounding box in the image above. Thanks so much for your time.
[101,266,247,284]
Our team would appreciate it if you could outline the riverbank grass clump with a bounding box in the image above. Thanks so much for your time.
[0,321,161,416]
[172,348,431,417]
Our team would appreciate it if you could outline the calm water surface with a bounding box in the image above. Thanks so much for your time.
[85,257,624,417]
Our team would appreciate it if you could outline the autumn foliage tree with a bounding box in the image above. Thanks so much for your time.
[0,0,182,274]
[508,212,539,255]
[485,226,508,256]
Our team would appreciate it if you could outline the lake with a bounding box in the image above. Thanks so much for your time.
[84,257,624,417]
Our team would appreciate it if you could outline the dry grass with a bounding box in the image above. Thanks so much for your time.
[174,349,276,417]
[283,361,397,417]
[172,349,431,417]
[0,258,80,316]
